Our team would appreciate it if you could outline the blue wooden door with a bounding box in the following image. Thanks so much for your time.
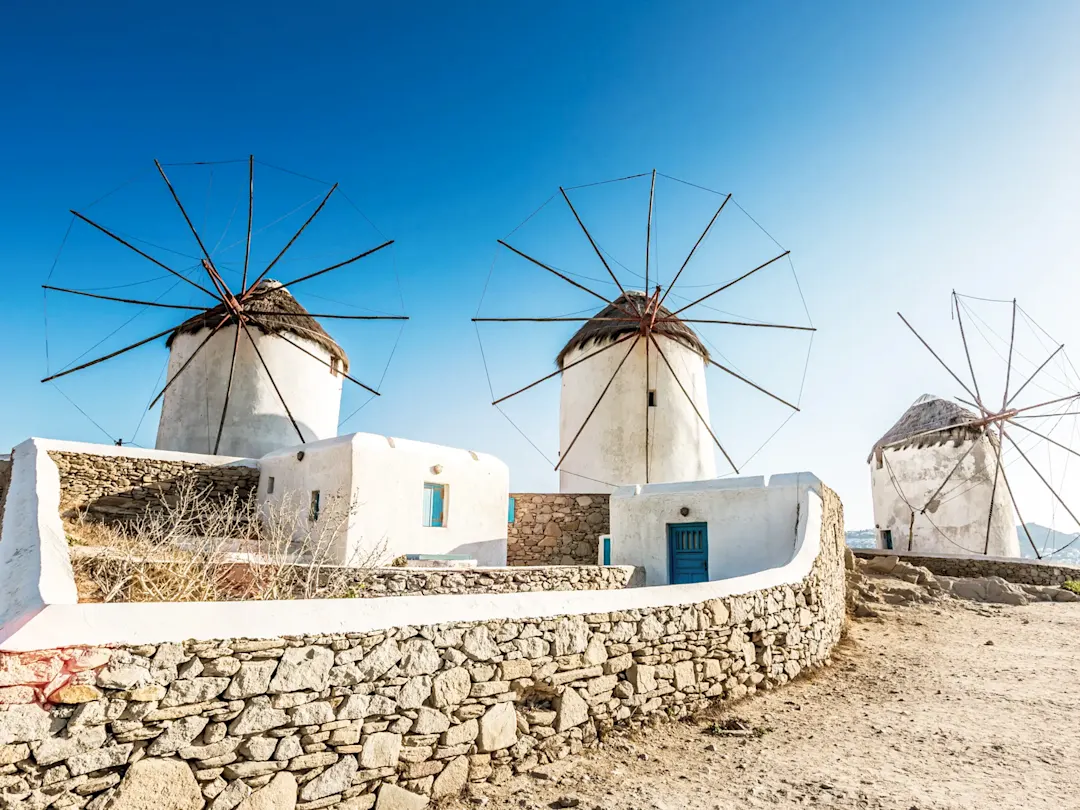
[602,537,611,566]
[668,523,708,584]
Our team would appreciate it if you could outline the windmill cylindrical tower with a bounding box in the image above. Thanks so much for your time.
[156,281,346,459]
[869,394,1019,556]
[558,291,717,493]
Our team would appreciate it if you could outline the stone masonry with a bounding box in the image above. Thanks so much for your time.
[0,457,11,539]
[507,494,609,566]
[49,452,259,523]
[343,565,644,598]
[851,548,1080,586]
[0,487,845,810]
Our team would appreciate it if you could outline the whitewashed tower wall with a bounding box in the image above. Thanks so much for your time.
[559,335,717,493]
[156,325,343,459]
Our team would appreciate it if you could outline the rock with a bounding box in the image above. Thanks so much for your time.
[237,736,277,761]
[148,715,209,755]
[866,556,898,574]
[97,664,151,691]
[289,702,335,726]
[269,647,334,693]
[431,755,468,799]
[498,660,531,681]
[626,664,656,694]
[110,757,203,810]
[224,662,278,700]
[0,703,61,745]
[554,688,589,732]
[236,772,297,810]
[287,752,338,770]
[127,685,167,702]
[229,697,289,735]
[339,798,376,810]
[431,668,471,708]
[441,719,478,747]
[360,733,401,768]
[298,755,357,802]
[0,743,29,766]
[673,661,696,690]
[461,627,499,661]
[352,641,402,682]
[552,620,589,656]
[162,677,231,707]
[208,779,251,810]
[374,784,429,810]
[50,684,104,704]
[273,735,303,761]
[984,578,1029,606]
[477,703,517,752]
[68,744,134,776]
[399,641,440,676]
[397,677,432,710]
[202,657,242,678]
[337,694,396,721]
[412,708,450,736]
[1055,589,1080,602]
[32,725,107,766]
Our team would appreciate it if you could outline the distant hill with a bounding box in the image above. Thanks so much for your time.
[845,529,876,550]
[1017,524,1080,564]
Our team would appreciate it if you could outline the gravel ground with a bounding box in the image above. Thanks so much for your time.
[446,595,1080,810]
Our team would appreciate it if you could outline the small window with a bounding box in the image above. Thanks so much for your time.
[267,476,275,495]
[881,529,893,550]
[423,483,447,528]
[647,389,657,407]
[330,357,341,377]
[508,496,516,524]
[309,490,321,522]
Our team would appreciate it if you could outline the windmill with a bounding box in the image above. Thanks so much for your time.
[474,169,814,492]
[41,157,406,458]
[872,291,1080,558]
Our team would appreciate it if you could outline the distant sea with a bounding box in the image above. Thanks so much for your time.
[845,526,1080,566]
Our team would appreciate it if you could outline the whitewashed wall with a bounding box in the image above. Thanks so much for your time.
[259,433,510,567]
[559,335,717,493]
[609,473,819,586]
[156,323,343,459]
[870,438,1019,556]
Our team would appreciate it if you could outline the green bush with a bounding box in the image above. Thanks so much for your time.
[1062,581,1080,594]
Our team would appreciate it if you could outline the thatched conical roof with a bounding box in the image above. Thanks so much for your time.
[556,291,708,369]
[167,280,349,371]
[868,394,986,462]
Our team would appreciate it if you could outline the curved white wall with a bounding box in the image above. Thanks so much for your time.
[559,336,717,493]
[870,437,1019,556]
[156,325,343,459]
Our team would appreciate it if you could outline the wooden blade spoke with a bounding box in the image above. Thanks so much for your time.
[952,292,986,411]
[669,249,789,318]
[213,325,243,454]
[472,317,638,323]
[1003,427,1080,537]
[69,210,219,300]
[240,320,306,443]
[897,312,979,405]
[650,334,738,473]
[491,333,638,406]
[560,187,634,311]
[708,356,799,411]
[1002,298,1017,410]
[246,183,339,294]
[265,240,395,291]
[920,434,982,512]
[154,160,228,296]
[242,155,254,292]
[1008,391,1080,417]
[256,311,408,321]
[497,240,637,319]
[644,169,656,301]
[148,316,231,408]
[1005,344,1064,408]
[247,317,380,397]
[42,285,204,311]
[1007,418,1080,461]
[645,332,651,483]
[662,318,815,331]
[983,433,1003,554]
[987,424,1041,559]
[657,193,732,312]
[555,337,640,472]
[41,323,185,384]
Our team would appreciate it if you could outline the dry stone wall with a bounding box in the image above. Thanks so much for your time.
[49,452,259,523]
[851,548,1080,586]
[507,494,609,566]
[0,487,845,810]
[0,458,11,539]
[348,565,643,597]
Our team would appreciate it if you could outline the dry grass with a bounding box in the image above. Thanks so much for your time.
[68,477,387,603]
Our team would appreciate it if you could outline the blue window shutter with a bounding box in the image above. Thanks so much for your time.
[430,485,444,527]
[508,496,516,523]
[423,484,433,527]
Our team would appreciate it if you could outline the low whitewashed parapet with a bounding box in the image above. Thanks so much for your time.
[0,486,845,810]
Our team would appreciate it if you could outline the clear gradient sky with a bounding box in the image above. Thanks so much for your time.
[3,1,1080,531]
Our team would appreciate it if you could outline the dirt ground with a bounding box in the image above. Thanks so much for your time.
[448,597,1080,810]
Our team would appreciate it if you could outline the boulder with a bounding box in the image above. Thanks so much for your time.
[375,784,429,810]
[235,772,297,810]
[268,647,334,693]
[298,755,358,802]
[110,758,203,810]
[477,703,517,752]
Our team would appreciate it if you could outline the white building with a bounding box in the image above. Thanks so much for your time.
[558,291,717,493]
[608,473,822,585]
[156,281,345,459]
[869,394,1019,557]
[258,432,510,567]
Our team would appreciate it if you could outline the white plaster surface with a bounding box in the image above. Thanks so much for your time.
[258,432,510,567]
[870,439,1019,556]
[559,335,717,493]
[156,322,343,459]
[609,473,820,586]
[0,484,823,652]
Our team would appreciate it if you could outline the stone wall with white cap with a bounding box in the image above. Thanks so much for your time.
[506,494,609,566]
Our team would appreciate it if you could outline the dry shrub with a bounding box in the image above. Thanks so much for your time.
[68,477,387,603]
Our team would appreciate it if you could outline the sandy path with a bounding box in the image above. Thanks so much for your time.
[449,598,1080,810]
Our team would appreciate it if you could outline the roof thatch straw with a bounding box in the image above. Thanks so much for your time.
[168,280,349,371]
[868,394,989,462]
[556,291,708,369]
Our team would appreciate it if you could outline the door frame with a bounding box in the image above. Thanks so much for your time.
[667,521,709,584]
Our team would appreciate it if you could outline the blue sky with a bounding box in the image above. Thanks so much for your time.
[3,1,1080,530]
